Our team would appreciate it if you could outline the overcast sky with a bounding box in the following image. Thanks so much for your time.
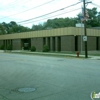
[0,0,100,28]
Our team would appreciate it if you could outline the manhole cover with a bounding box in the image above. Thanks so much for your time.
[18,88,36,93]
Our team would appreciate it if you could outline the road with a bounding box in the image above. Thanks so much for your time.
[0,52,100,100]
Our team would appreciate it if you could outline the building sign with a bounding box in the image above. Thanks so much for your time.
[76,23,84,27]
[83,36,87,41]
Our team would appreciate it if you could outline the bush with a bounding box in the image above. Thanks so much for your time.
[7,44,12,50]
[30,46,36,52]
[0,45,5,50]
[43,45,49,52]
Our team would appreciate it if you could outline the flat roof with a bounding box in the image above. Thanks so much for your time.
[0,27,100,40]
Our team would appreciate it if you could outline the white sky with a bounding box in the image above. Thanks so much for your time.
[0,0,100,28]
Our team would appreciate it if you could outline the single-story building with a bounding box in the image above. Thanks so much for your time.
[0,27,100,52]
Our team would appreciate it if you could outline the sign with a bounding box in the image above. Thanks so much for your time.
[78,7,89,22]
[83,36,87,41]
[24,43,29,47]
[76,23,84,27]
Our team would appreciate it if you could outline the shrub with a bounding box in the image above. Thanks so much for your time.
[43,45,49,52]
[0,45,5,50]
[7,44,12,50]
[30,46,36,52]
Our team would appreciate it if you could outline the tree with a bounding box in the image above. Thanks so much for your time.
[86,7,99,27]
[1,21,31,34]
[2,22,10,34]
[77,7,100,27]
[0,24,6,34]
[1,7,99,34]
[10,21,17,26]
[32,24,43,31]
[42,18,76,29]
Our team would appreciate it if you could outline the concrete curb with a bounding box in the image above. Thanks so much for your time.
[0,50,4,53]
[10,50,88,58]
[1,50,100,60]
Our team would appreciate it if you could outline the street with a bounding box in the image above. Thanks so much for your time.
[0,52,100,100]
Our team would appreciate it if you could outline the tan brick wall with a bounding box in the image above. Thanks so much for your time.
[10,36,99,51]
[55,37,61,51]
[99,37,100,50]
[12,39,21,50]
[77,36,97,51]
[50,37,56,51]
[31,38,43,51]
[87,36,96,50]
[46,37,50,50]
[61,36,75,51]
[0,40,3,46]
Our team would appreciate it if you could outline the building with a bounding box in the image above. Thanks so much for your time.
[0,27,100,52]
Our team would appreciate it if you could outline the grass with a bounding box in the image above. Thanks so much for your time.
[4,50,100,59]
[6,50,86,59]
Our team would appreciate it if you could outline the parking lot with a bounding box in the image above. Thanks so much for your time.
[0,52,100,100]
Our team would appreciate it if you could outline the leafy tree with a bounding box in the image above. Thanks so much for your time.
[86,7,99,27]
[1,21,31,34]
[0,7,100,34]
[1,23,11,34]
[31,17,78,30]
[77,7,100,27]
[9,21,17,26]
[0,24,6,34]
[32,24,44,31]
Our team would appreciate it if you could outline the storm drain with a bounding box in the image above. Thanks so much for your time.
[18,88,36,93]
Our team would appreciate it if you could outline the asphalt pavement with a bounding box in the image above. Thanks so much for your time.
[0,52,100,100]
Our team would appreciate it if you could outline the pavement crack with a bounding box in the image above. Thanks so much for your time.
[0,94,11,100]
[31,90,67,100]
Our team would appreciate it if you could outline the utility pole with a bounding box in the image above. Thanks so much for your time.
[83,0,88,58]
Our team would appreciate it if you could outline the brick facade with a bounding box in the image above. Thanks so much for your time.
[31,38,43,51]
[87,36,96,50]
[61,36,75,51]
[0,40,3,46]
[98,37,100,50]
[0,36,100,51]
[12,39,21,50]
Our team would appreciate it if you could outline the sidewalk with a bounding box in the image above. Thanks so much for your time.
[0,50,4,53]
[11,50,83,57]
[0,50,100,60]
[89,56,100,60]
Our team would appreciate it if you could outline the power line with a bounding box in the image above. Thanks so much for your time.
[20,8,81,25]
[0,0,32,11]
[91,2,100,8]
[0,0,55,19]
[17,1,82,23]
